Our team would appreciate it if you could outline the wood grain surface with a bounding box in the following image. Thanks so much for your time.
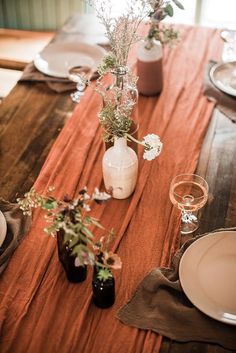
[0,82,74,201]
[0,15,235,353]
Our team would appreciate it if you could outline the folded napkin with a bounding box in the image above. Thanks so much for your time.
[203,60,236,122]
[19,62,99,93]
[117,227,236,350]
[0,199,31,275]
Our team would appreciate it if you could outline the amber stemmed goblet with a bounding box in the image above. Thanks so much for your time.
[68,65,93,103]
[169,174,209,234]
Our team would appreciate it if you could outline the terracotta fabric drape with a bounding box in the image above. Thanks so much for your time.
[0,26,222,353]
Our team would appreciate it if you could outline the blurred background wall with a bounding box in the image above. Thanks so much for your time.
[0,0,92,31]
[0,0,235,31]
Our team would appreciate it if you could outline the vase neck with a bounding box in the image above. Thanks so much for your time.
[114,137,127,149]
[111,66,128,89]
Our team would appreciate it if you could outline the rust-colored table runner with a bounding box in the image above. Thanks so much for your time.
[0,26,222,353]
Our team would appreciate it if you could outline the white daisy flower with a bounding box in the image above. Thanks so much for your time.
[143,134,163,161]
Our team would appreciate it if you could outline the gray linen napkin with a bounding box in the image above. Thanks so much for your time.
[18,62,99,93]
[203,60,236,122]
[117,228,236,350]
[0,199,31,275]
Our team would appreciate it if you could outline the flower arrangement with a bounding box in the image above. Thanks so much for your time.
[145,0,184,49]
[17,187,122,281]
[89,0,163,160]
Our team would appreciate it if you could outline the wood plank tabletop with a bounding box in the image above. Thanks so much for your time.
[0,14,235,353]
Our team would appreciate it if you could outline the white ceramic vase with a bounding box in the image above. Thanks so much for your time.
[137,40,163,96]
[102,137,138,199]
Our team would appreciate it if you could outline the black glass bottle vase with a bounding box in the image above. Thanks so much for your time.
[92,268,115,308]
[57,230,87,283]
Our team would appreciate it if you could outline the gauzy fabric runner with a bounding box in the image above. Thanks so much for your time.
[117,228,236,350]
[0,26,222,353]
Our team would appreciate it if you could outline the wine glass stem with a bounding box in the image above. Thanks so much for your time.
[180,210,199,234]
[181,210,197,223]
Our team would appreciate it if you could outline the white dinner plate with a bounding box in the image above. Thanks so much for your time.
[179,231,236,325]
[34,42,106,78]
[0,210,7,247]
[210,62,236,97]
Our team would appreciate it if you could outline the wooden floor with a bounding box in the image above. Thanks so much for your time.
[0,29,53,99]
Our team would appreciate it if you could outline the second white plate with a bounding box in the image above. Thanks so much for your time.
[179,231,236,325]
[210,61,236,97]
[34,42,106,78]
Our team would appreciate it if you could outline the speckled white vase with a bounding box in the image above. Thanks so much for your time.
[102,137,138,199]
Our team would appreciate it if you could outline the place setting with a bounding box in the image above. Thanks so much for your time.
[19,40,106,93]
[118,173,236,350]
[169,173,236,326]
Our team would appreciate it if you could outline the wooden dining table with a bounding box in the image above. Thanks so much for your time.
[0,14,236,353]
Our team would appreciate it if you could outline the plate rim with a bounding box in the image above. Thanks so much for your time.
[209,61,236,97]
[34,41,106,78]
[179,230,236,325]
[0,210,7,248]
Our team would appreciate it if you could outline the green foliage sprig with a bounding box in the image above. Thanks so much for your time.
[146,0,184,48]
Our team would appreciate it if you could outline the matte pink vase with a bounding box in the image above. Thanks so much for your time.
[137,40,163,96]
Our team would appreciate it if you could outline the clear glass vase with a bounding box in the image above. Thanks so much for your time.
[103,66,139,152]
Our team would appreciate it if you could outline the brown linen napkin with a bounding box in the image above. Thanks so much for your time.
[0,199,31,275]
[19,62,99,93]
[203,60,236,122]
[117,228,236,350]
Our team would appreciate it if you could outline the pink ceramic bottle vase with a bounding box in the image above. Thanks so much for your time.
[137,40,163,96]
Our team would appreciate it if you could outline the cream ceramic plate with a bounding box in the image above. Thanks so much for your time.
[0,210,7,247]
[179,231,236,325]
[34,42,106,78]
[210,62,236,96]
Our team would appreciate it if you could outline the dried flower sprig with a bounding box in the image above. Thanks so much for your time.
[89,0,154,67]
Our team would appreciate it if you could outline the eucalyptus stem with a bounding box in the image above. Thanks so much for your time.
[125,133,147,149]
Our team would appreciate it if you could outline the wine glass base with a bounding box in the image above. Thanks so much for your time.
[70,91,84,103]
[180,220,199,234]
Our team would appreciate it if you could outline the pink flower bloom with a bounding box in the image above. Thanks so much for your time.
[103,252,122,270]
